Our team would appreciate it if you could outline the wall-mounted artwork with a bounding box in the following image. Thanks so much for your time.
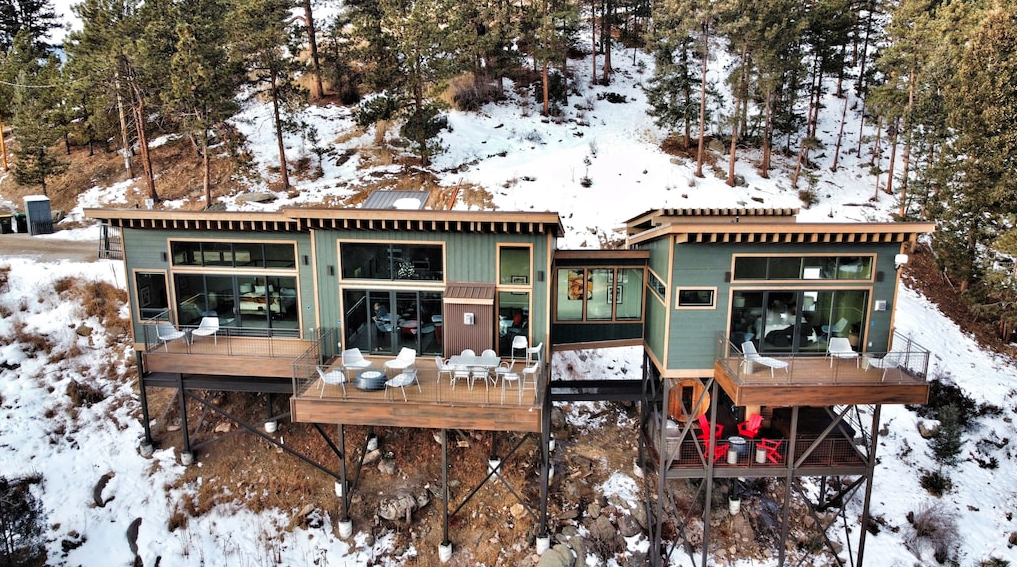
[567,270,590,300]
[607,285,623,304]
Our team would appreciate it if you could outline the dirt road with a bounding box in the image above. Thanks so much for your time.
[0,233,99,263]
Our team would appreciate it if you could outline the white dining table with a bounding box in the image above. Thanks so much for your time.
[447,354,501,368]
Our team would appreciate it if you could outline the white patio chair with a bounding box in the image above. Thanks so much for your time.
[827,337,859,368]
[384,347,417,375]
[316,366,347,398]
[434,356,454,385]
[501,372,521,404]
[342,348,373,373]
[191,316,219,344]
[519,359,541,403]
[821,317,848,340]
[869,352,904,381]
[156,323,186,351]
[385,370,420,401]
[740,341,789,378]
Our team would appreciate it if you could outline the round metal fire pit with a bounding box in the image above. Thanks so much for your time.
[355,370,387,391]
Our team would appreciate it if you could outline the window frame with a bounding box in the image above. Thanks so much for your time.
[675,287,717,309]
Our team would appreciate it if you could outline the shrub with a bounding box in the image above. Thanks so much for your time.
[0,474,47,567]
[919,469,953,496]
[976,558,1010,567]
[355,94,403,129]
[930,403,963,466]
[907,503,957,564]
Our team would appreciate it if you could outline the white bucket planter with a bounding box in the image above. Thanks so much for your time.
[438,542,453,562]
[264,421,278,433]
[488,458,502,475]
[367,435,379,451]
[334,481,345,497]
[139,442,154,458]
[548,436,555,452]
[536,535,551,554]
[180,451,194,466]
[338,520,353,538]
[729,498,741,515]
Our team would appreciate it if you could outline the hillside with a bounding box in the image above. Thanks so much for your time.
[2,12,1017,567]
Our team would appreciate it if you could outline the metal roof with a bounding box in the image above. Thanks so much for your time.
[361,190,430,210]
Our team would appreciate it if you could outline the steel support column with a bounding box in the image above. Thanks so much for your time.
[856,404,881,566]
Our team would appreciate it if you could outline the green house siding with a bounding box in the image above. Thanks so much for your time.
[124,228,313,339]
[660,242,905,372]
[317,230,553,347]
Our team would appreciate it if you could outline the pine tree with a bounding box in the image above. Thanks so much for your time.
[927,2,1017,292]
[0,475,46,567]
[8,32,67,195]
[64,0,161,201]
[229,0,307,192]
[166,0,241,207]
[0,0,60,53]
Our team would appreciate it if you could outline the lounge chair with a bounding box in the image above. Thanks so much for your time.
[827,337,859,367]
[741,341,789,378]
[315,366,347,398]
[341,348,373,373]
[191,316,219,344]
[869,352,904,381]
[156,323,186,351]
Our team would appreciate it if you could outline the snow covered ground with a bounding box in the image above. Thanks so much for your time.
[3,7,1016,566]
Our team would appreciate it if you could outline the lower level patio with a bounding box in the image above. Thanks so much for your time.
[291,356,546,432]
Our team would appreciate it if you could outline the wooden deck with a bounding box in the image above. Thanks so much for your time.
[143,335,315,378]
[714,353,930,406]
[291,360,545,432]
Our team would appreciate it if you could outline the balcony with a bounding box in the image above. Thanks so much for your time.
[290,349,546,432]
[713,331,931,406]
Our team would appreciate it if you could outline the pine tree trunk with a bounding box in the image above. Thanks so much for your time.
[695,21,709,179]
[830,93,850,172]
[760,88,772,177]
[602,0,612,83]
[114,78,133,178]
[130,85,158,202]
[0,109,8,171]
[202,128,212,207]
[270,69,290,191]
[303,0,324,100]
[590,0,597,85]
[885,117,899,195]
[869,115,882,167]
[899,60,917,218]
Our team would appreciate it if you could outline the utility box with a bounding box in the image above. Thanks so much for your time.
[23,195,53,235]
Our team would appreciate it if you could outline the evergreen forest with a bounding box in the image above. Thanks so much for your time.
[1,0,1016,342]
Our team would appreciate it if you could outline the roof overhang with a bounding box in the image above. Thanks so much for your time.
[443,282,496,305]
[628,221,936,247]
[85,207,566,236]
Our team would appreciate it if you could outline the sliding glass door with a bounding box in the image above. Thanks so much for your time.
[730,289,868,354]
[343,289,443,355]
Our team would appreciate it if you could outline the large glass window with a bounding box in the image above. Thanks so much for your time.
[135,272,170,321]
[733,256,873,281]
[173,274,299,336]
[340,243,443,281]
[730,289,868,354]
[555,267,643,322]
[500,246,531,284]
[171,241,295,268]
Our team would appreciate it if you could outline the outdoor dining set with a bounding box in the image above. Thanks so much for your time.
[315,336,543,404]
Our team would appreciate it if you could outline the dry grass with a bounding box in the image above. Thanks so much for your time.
[54,277,130,338]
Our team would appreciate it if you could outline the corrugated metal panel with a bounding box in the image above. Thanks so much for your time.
[362,190,430,210]
[444,282,496,303]
[443,302,495,355]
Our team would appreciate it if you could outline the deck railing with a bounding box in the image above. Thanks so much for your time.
[141,315,307,358]
[714,330,931,386]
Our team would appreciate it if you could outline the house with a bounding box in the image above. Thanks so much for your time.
[86,204,934,566]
